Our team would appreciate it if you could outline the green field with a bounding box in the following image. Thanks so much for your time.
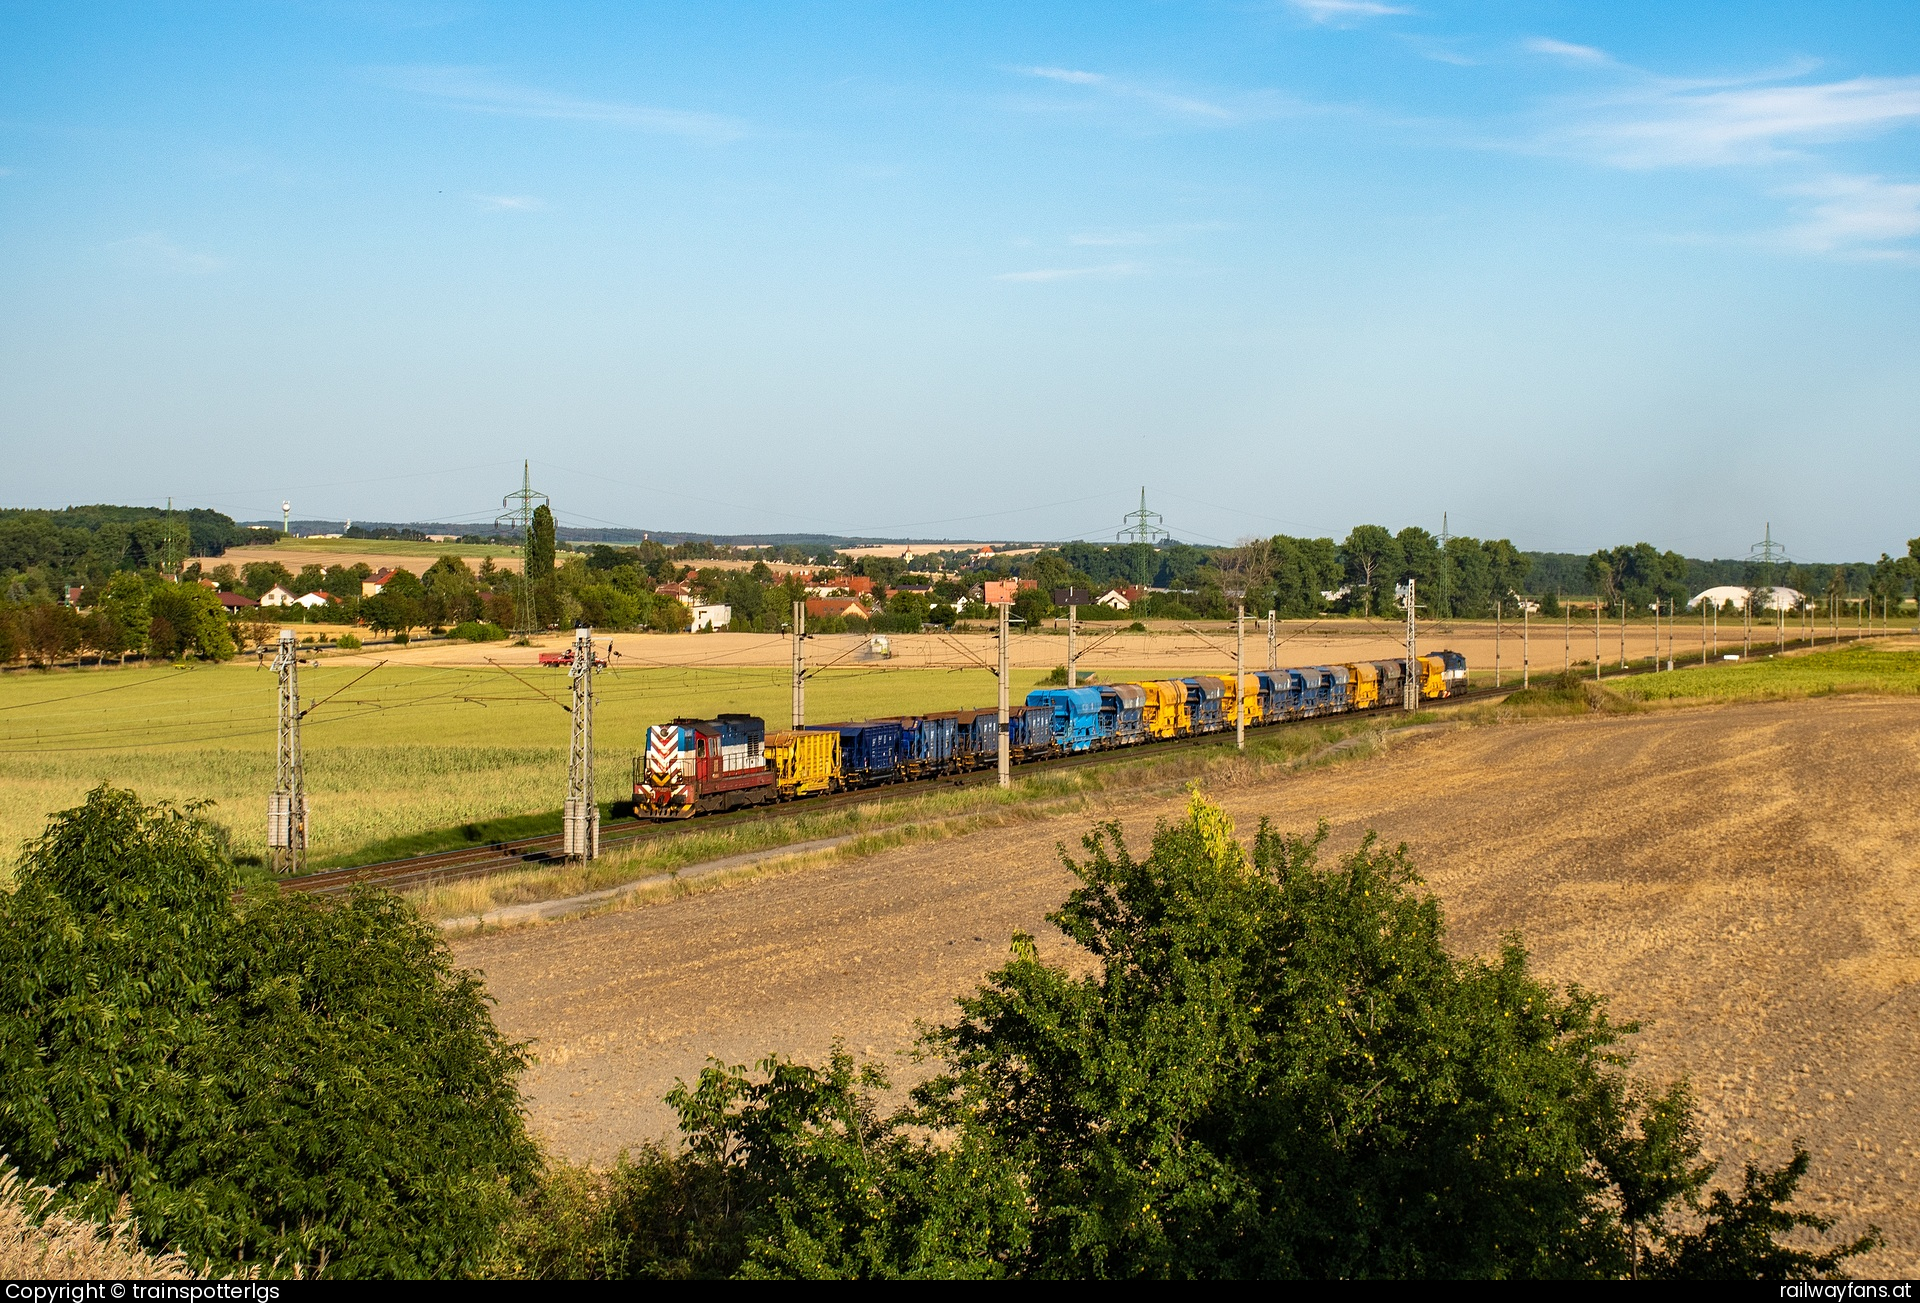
[3,661,1166,872]
[1613,643,1920,704]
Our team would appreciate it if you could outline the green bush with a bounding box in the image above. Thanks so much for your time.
[335,632,362,650]
[0,787,539,1278]
[520,792,1876,1279]
[449,621,508,643]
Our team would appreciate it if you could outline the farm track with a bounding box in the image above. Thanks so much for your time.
[277,640,1818,898]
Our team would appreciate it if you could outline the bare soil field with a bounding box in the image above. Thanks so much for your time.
[191,540,528,576]
[456,695,1920,1273]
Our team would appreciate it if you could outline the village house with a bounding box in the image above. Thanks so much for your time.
[805,597,869,623]
[362,567,397,598]
[259,585,298,607]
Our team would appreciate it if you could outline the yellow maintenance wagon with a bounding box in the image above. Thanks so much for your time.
[1344,661,1380,710]
[767,728,841,797]
[1138,679,1189,738]
[1418,654,1448,701]
[1221,673,1264,728]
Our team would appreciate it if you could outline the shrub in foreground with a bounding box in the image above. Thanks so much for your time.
[0,787,539,1277]
[510,792,1877,1279]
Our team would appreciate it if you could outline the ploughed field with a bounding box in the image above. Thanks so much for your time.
[457,695,1920,1275]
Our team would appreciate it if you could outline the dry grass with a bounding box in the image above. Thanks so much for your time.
[0,1165,194,1280]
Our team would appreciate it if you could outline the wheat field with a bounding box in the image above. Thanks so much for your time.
[0,659,1078,871]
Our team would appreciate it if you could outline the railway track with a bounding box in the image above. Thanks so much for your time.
[279,637,1831,899]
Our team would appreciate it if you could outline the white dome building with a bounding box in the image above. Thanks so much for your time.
[1687,585,1805,612]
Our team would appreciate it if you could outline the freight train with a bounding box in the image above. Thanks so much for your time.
[633,650,1467,818]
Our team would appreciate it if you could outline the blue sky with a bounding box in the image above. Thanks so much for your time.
[2,2,1916,560]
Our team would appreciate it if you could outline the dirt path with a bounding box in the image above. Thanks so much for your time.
[455,696,1920,1272]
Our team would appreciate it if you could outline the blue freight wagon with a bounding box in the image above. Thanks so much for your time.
[1183,676,1226,732]
[1320,665,1351,711]
[901,713,957,773]
[1025,687,1107,753]
[1007,703,1055,758]
[1291,667,1327,716]
[933,709,999,769]
[1101,683,1146,745]
[824,721,901,786]
[1257,670,1297,720]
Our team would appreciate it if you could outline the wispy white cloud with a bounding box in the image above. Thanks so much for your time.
[1564,75,1920,168]
[1781,174,1920,256]
[374,65,746,141]
[1009,65,1257,124]
[108,232,222,275]
[1068,222,1228,247]
[994,262,1143,283]
[1524,37,1611,66]
[1025,66,1104,86]
[474,193,544,210]
[1289,0,1411,25]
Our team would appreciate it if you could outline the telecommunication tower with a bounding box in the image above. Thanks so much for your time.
[495,462,549,639]
[268,628,307,874]
[563,626,600,861]
[282,500,291,535]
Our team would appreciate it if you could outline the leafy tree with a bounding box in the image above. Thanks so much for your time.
[1395,526,1441,598]
[576,584,640,630]
[1267,535,1340,618]
[241,561,294,597]
[23,602,81,666]
[530,507,555,578]
[1011,586,1054,630]
[363,591,422,638]
[423,556,482,626]
[146,582,234,660]
[0,787,539,1278]
[1443,535,1491,615]
[1339,526,1401,617]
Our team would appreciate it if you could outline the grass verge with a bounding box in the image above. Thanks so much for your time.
[1611,643,1920,705]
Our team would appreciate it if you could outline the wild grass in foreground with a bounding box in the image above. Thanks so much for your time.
[0,1165,194,1281]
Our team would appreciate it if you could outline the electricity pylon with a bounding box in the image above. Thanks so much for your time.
[1117,486,1169,546]
[564,626,599,861]
[268,628,306,874]
[496,461,549,640]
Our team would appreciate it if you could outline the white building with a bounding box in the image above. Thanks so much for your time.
[1096,589,1131,611]
[1688,585,1805,612]
[259,585,298,607]
[295,591,334,609]
[690,603,731,631]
